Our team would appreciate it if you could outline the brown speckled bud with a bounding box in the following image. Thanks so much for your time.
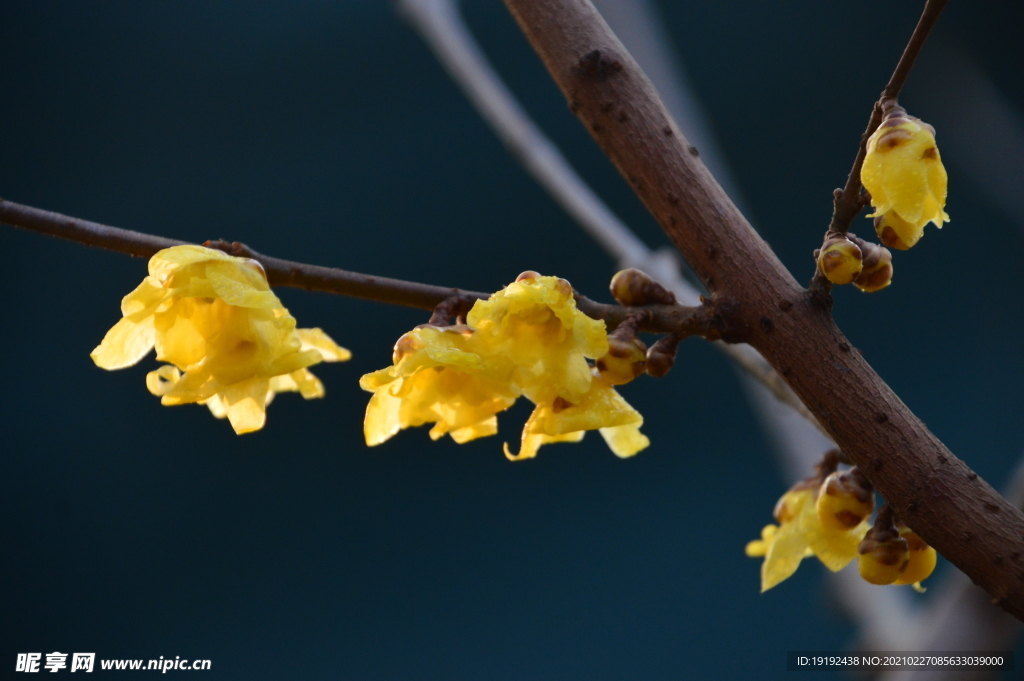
[596,335,647,385]
[645,334,680,378]
[816,237,863,285]
[846,235,893,292]
[515,270,541,282]
[858,528,910,585]
[816,468,874,531]
[609,268,676,306]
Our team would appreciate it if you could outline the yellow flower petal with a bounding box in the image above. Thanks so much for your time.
[91,316,156,370]
[599,423,649,458]
[449,417,498,444]
[504,430,585,461]
[297,327,351,362]
[218,378,270,434]
[206,261,280,309]
[761,519,811,592]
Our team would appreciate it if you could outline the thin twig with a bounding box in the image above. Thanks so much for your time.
[0,197,712,337]
[828,0,950,235]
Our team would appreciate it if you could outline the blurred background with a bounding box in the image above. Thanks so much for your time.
[2,1,1023,678]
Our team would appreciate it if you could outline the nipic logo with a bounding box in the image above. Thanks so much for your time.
[16,653,95,673]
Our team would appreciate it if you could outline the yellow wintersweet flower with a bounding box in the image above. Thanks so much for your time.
[91,245,349,434]
[747,484,870,592]
[466,273,608,405]
[360,324,518,445]
[361,272,649,460]
[861,102,949,249]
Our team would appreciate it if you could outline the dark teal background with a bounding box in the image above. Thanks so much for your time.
[2,1,1022,678]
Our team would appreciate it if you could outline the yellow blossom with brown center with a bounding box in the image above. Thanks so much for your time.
[360,273,649,459]
[91,245,349,434]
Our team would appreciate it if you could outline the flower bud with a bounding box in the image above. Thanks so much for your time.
[596,335,647,385]
[851,241,892,288]
[892,528,937,586]
[858,527,909,585]
[609,268,676,307]
[645,334,680,378]
[816,237,863,285]
[816,468,874,531]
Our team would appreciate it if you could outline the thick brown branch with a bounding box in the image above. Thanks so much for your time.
[0,197,714,338]
[503,0,1024,620]
[828,0,949,235]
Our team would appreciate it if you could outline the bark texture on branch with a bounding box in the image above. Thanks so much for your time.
[502,0,1024,620]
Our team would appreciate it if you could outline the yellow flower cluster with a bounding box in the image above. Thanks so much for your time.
[360,273,649,460]
[746,464,936,592]
[745,486,870,592]
[91,245,349,434]
[861,104,949,250]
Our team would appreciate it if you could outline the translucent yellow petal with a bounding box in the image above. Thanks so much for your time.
[882,148,929,226]
[761,522,810,592]
[265,348,323,379]
[120,277,168,317]
[153,299,213,369]
[527,378,642,436]
[269,368,324,399]
[91,316,156,370]
[599,423,650,458]
[422,345,485,372]
[504,430,585,461]
[146,365,181,396]
[450,416,498,444]
[148,245,233,281]
[804,511,868,573]
[218,378,270,434]
[746,525,778,558]
[297,327,351,362]
[159,365,219,405]
[203,393,228,419]
[364,383,404,446]
[428,422,448,441]
[205,261,280,309]
[360,367,398,392]
[861,145,891,215]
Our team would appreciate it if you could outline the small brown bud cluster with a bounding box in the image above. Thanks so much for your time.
[815,233,893,292]
[609,268,676,307]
